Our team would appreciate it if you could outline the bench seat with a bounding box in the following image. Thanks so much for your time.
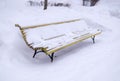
[28,29,100,51]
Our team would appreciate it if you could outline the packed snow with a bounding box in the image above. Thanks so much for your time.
[0,0,120,81]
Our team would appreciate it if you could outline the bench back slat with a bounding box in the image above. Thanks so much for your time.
[21,19,80,29]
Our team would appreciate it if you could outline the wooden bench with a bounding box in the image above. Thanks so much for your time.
[15,19,101,62]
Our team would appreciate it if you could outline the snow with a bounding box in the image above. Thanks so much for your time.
[25,20,100,50]
[0,0,120,81]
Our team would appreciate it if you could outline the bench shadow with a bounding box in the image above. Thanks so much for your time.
[33,40,96,64]
[54,41,93,61]
[14,35,53,64]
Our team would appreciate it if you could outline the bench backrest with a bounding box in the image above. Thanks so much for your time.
[15,19,89,50]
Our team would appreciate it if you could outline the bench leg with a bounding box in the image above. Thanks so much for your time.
[33,50,37,58]
[33,50,44,58]
[91,35,95,43]
[48,53,54,62]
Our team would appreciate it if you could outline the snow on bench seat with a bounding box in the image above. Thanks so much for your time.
[24,20,100,51]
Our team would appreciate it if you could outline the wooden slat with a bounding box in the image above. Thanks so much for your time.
[22,19,80,29]
[44,34,65,41]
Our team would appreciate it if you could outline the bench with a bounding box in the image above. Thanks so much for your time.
[15,19,101,62]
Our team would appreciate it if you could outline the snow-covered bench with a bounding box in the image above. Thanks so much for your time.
[15,19,101,62]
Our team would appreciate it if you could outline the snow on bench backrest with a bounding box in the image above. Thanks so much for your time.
[24,20,89,46]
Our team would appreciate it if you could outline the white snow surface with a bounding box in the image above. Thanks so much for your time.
[25,20,100,50]
[0,0,120,81]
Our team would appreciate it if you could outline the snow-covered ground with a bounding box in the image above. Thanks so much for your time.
[0,0,120,81]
